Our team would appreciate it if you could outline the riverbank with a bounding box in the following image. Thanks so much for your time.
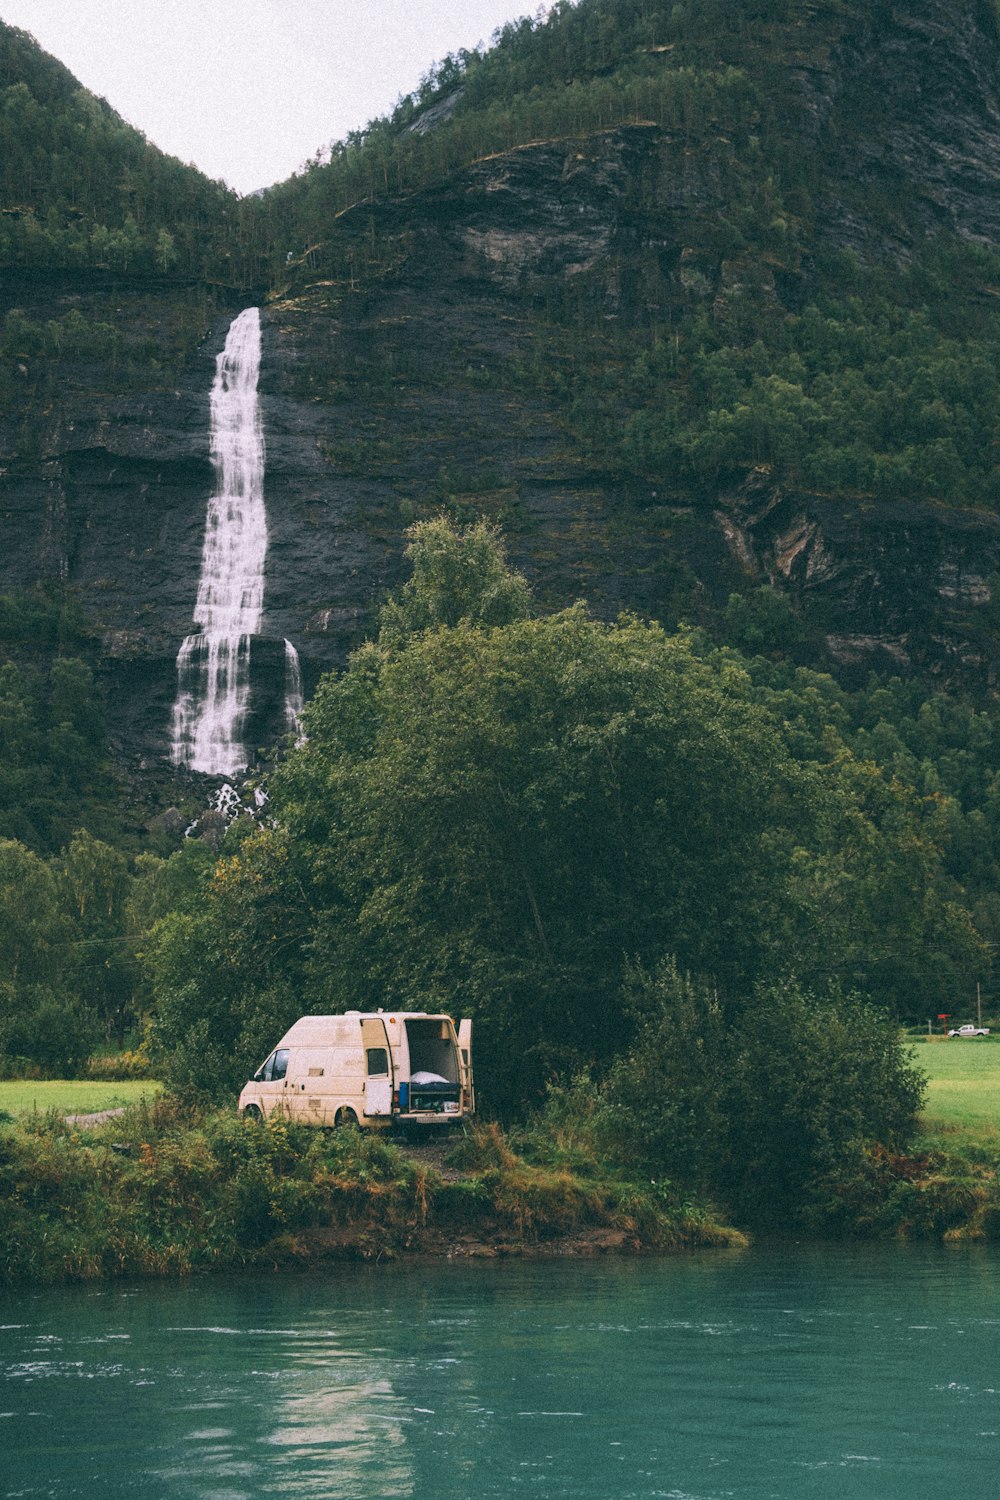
[0,1102,745,1285]
[6,1068,1000,1285]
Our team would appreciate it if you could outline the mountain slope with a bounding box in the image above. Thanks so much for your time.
[0,20,261,283]
[3,0,1000,782]
[256,0,1000,687]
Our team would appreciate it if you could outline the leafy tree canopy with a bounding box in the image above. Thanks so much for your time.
[377,516,532,645]
[148,519,979,1110]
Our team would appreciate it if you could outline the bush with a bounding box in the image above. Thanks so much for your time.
[86,1046,154,1081]
[806,1139,992,1239]
[600,962,726,1190]
[599,961,926,1227]
[720,979,925,1223]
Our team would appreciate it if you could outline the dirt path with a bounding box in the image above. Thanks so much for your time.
[396,1134,466,1181]
[63,1108,125,1127]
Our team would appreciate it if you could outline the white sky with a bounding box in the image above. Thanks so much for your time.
[0,0,541,195]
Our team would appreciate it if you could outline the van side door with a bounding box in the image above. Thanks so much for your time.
[360,1017,393,1116]
[458,1018,475,1115]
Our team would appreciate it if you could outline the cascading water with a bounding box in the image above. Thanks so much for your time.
[283,638,305,744]
[170,307,265,772]
[170,308,302,773]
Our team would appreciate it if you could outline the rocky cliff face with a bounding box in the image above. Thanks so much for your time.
[796,0,1000,256]
[4,0,1000,783]
[256,125,739,668]
[0,272,239,763]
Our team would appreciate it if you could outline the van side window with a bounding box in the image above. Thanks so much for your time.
[256,1051,275,1082]
[366,1047,389,1076]
[272,1049,289,1081]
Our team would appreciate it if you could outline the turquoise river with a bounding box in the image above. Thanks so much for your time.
[1,1244,998,1499]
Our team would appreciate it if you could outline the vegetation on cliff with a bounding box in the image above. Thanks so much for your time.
[9,0,1000,521]
[258,0,1000,518]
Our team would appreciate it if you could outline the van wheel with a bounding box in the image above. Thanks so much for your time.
[334,1108,359,1130]
[243,1105,263,1122]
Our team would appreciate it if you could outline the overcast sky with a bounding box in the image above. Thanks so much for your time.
[0,0,541,195]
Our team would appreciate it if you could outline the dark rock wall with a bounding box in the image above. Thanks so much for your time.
[0,274,242,760]
[803,0,1000,255]
[3,0,1000,773]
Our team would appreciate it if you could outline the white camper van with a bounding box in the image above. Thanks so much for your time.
[238,1010,474,1130]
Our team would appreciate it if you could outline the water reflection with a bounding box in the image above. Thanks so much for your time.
[2,1246,999,1499]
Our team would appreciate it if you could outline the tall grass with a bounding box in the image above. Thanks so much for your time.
[0,1099,739,1286]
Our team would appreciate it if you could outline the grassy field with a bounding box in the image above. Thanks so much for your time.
[0,1079,162,1118]
[911,1036,1000,1146]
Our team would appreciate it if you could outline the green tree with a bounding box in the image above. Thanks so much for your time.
[146,827,308,1100]
[720,978,924,1223]
[601,959,726,1189]
[722,585,817,662]
[0,838,66,986]
[275,602,816,1107]
[377,515,532,646]
[57,830,135,1044]
[148,518,977,1109]
[154,227,177,273]
[0,837,97,1073]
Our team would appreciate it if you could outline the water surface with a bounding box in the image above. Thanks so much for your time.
[2,1244,997,1499]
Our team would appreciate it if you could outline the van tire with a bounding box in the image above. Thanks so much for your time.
[334,1107,359,1130]
[243,1105,263,1122]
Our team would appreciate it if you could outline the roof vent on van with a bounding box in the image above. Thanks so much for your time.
[344,1010,361,1017]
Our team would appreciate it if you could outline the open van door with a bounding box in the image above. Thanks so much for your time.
[458,1018,475,1115]
[361,1017,393,1116]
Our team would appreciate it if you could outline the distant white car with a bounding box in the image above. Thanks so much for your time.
[947,1023,990,1038]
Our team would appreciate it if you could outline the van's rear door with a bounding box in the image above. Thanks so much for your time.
[361,1017,393,1116]
[458,1018,475,1115]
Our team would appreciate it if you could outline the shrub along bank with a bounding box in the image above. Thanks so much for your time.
[806,1038,1000,1242]
[5,1058,1000,1286]
[0,1098,743,1285]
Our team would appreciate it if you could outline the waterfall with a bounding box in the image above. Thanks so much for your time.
[284,638,305,744]
[171,307,298,774]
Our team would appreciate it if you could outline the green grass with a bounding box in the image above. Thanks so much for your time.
[910,1036,1000,1147]
[0,1079,162,1119]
